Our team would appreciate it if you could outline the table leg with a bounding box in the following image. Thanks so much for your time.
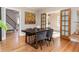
[29,36,31,44]
[25,35,27,43]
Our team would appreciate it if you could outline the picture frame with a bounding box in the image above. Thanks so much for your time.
[25,12,36,24]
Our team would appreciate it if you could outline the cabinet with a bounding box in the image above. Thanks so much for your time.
[41,13,46,29]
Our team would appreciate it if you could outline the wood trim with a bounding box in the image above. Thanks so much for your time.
[60,10,62,38]
[68,9,71,36]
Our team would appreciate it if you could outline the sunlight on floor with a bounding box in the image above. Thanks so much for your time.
[53,31,60,38]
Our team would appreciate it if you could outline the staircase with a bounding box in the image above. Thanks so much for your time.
[6,14,17,31]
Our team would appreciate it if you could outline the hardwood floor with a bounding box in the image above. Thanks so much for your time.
[0,32,79,52]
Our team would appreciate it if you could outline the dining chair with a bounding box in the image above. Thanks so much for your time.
[35,31,47,50]
[46,29,53,45]
[33,27,39,32]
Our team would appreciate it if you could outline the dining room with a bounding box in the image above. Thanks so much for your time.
[1,7,79,52]
[20,7,62,51]
[0,7,62,52]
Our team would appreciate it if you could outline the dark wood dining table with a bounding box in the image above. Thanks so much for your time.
[22,28,53,44]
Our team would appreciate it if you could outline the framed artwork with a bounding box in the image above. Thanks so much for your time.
[25,12,36,24]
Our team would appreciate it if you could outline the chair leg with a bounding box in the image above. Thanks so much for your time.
[49,41,51,46]
[35,40,38,49]
[49,38,51,45]
[25,35,27,43]
[28,36,31,44]
[40,41,42,50]
[49,37,54,46]
[47,38,52,46]
[45,39,49,47]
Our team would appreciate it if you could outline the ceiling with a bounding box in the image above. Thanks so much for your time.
[6,7,79,13]
[17,7,69,12]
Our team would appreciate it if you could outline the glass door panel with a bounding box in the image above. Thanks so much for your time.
[62,22,64,25]
[65,21,68,25]
[60,9,71,39]
[62,26,64,30]
[62,17,64,21]
[65,26,68,31]
[62,31,65,35]
[65,31,69,36]
[65,16,68,21]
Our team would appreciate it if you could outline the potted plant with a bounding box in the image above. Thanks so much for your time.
[0,20,7,41]
[0,20,7,30]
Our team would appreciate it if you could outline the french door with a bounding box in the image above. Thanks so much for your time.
[60,9,71,39]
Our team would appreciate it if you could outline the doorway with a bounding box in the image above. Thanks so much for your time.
[6,9,20,40]
[48,12,60,38]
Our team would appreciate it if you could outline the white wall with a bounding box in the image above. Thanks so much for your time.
[71,8,78,34]
[35,10,41,27]
[20,8,41,35]
[76,10,79,31]
[1,7,6,40]
[20,9,36,29]
[47,12,60,30]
